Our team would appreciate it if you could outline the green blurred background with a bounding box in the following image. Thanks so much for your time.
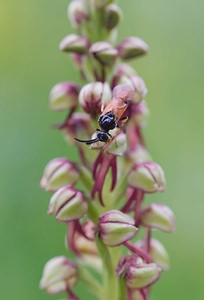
[1,0,204,299]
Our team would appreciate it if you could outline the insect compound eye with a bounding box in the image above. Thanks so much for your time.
[97,132,109,143]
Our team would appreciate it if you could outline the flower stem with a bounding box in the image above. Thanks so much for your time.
[95,235,117,300]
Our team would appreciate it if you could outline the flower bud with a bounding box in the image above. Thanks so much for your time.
[105,4,123,31]
[59,34,90,54]
[98,210,138,247]
[107,131,127,156]
[112,83,137,102]
[128,75,148,102]
[128,162,166,193]
[49,82,80,111]
[112,63,136,86]
[60,112,92,144]
[89,42,118,65]
[68,0,89,28]
[149,239,170,270]
[127,261,160,289]
[40,256,77,294]
[117,255,160,289]
[141,203,176,233]
[40,158,79,192]
[79,82,112,117]
[127,145,151,165]
[48,185,87,222]
[130,100,150,127]
[117,37,149,60]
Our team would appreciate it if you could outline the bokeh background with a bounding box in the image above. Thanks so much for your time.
[1,0,204,299]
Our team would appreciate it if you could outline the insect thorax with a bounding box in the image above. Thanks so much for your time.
[98,112,116,132]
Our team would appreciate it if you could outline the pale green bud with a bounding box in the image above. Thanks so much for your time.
[59,34,90,54]
[48,185,87,222]
[89,42,118,65]
[40,256,77,294]
[105,4,123,31]
[49,82,80,111]
[107,131,127,156]
[149,239,170,270]
[141,203,176,232]
[127,145,152,165]
[128,162,166,193]
[130,100,150,127]
[79,82,112,117]
[127,260,161,289]
[117,36,149,60]
[40,158,79,192]
[99,210,138,247]
[68,0,89,28]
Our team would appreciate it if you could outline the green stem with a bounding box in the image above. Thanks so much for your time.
[118,277,127,300]
[78,165,93,191]
[78,265,104,298]
[95,235,117,300]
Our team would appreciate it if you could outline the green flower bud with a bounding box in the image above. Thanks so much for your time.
[49,82,80,111]
[127,260,161,289]
[141,203,176,233]
[98,210,138,247]
[149,239,170,270]
[128,162,166,193]
[105,4,123,31]
[59,34,90,54]
[117,36,149,60]
[48,185,87,222]
[79,81,112,117]
[68,0,89,28]
[40,158,79,192]
[107,131,127,156]
[40,256,77,294]
[128,75,148,102]
[112,83,137,102]
[130,100,150,127]
[117,255,161,289]
[89,42,118,65]
[127,145,152,165]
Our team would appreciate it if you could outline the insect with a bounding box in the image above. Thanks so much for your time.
[75,95,131,146]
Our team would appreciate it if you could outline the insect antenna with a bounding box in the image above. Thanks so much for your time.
[74,137,99,145]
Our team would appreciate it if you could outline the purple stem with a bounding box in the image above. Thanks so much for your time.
[124,241,153,263]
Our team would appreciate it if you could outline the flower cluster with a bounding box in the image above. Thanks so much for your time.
[40,1,176,299]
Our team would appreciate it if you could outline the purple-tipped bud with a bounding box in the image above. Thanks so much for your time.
[107,131,127,156]
[117,37,149,60]
[68,0,89,28]
[40,256,77,294]
[98,210,138,247]
[59,34,90,54]
[49,82,80,111]
[117,255,160,289]
[89,42,118,65]
[128,162,166,193]
[127,145,151,165]
[141,203,176,233]
[105,4,123,31]
[48,185,87,222]
[130,100,150,127]
[128,75,147,101]
[149,239,170,270]
[60,112,91,141]
[40,158,79,192]
[79,82,112,117]
[112,83,138,103]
